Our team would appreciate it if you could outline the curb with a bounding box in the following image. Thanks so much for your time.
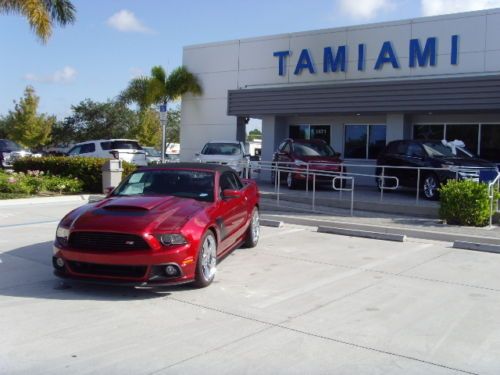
[260,219,284,228]
[261,211,500,245]
[0,195,92,206]
[453,241,500,254]
[318,226,406,242]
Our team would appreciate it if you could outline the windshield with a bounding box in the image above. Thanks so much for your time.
[422,142,474,158]
[0,140,22,151]
[113,170,214,202]
[144,148,161,157]
[201,143,241,156]
[293,142,336,157]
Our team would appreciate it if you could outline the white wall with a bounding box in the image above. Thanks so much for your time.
[181,8,500,161]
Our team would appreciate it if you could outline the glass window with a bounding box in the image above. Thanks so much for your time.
[413,124,444,140]
[289,125,309,140]
[68,146,81,155]
[293,141,336,157]
[100,141,111,150]
[202,142,241,156]
[480,125,500,162]
[446,124,479,154]
[368,125,386,159]
[80,143,95,154]
[310,125,330,143]
[344,125,367,158]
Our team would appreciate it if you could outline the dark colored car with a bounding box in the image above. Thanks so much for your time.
[376,140,498,200]
[0,139,33,168]
[272,139,344,189]
[53,163,260,288]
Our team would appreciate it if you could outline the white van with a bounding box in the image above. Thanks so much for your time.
[67,139,148,166]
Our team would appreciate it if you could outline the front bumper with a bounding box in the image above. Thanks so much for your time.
[52,242,197,286]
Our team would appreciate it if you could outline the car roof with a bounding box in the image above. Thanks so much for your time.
[73,139,140,145]
[204,140,241,144]
[139,162,235,173]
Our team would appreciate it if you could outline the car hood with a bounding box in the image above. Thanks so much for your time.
[436,156,496,168]
[70,196,209,233]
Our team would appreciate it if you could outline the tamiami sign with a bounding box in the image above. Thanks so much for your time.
[273,35,459,76]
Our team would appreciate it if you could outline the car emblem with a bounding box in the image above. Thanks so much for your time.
[125,241,135,245]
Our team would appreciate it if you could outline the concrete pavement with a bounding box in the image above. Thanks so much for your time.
[1,201,500,374]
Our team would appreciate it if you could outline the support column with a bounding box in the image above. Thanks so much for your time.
[236,116,247,143]
[385,113,406,143]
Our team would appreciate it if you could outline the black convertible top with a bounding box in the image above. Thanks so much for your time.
[140,162,236,173]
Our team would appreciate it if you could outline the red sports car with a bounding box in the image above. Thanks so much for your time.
[52,163,260,288]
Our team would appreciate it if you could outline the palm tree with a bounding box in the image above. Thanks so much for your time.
[120,65,202,160]
[0,0,76,43]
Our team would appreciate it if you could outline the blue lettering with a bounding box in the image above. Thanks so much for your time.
[374,41,400,70]
[273,50,290,76]
[323,46,346,73]
[294,49,315,75]
[451,35,459,65]
[409,37,436,67]
[358,44,365,71]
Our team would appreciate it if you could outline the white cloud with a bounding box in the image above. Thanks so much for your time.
[338,0,396,20]
[24,66,77,84]
[107,9,154,33]
[421,0,500,16]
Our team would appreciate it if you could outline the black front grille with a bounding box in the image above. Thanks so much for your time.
[69,232,150,251]
[68,261,147,278]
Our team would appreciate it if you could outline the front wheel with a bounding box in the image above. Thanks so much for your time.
[243,207,260,248]
[422,173,440,200]
[193,230,217,288]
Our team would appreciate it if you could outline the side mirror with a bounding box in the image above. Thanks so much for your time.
[105,186,115,196]
[222,189,242,199]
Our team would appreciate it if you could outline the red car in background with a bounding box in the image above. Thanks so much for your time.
[272,139,345,189]
[53,163,260,288]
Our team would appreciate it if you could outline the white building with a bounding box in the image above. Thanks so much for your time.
[180,8,500,166]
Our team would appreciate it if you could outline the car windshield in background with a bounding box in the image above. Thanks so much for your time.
[201,143,241,155]
[294,142,336,157]
[112,141,142,150]
[113,170,214,202]
[0,140,22,151]
[144,148,161,157]
[422,142,474,158]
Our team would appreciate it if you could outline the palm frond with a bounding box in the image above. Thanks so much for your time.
[150,66,166,85]
[43,0,76,25]
[119,77,153,111]
[165,66,202,101]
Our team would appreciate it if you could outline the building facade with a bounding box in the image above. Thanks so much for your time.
[180,8,500,167]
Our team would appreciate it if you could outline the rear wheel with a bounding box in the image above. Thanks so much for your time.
[243,207,260,248]
[286,172,299,190]
[422,173,440,200]
[193,230,217,288]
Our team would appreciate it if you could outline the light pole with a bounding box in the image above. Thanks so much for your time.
[159,104,167,163]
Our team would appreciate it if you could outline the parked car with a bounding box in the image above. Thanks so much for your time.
[143,147,161,164]
[272,138,344,189]
[52,163,260,288]
[194,140,251,177]
[376,140,499,200]
[0,139,38,168]
[67,139,147,166]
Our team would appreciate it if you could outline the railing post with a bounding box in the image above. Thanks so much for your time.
[339,164,344,201]
[351,178,354,217]
[312,174,316,211]
[416,168,421,205]
[306,163,309,194]
[380,166,385,201]
[277,169,280,207]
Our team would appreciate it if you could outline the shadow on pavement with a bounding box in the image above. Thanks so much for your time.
[0,241,197,301]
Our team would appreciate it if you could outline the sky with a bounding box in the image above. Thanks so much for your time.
[2,0,500,126]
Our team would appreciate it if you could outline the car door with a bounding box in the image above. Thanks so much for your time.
[217,171,247,252]
[275,141,292,180]
[404,142,427,186]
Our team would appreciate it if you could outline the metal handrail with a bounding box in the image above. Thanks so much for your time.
[488,173,500,227]
[332,176,355,216]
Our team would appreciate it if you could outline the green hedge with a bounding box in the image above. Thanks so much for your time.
[13,156,136,193]
[439,179,498,226]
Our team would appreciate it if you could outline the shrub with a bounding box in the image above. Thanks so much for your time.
[13,156,136,193]
[0,170,84,195]
[439,179,498,226]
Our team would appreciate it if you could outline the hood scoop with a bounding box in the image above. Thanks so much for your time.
[101,196,172,211]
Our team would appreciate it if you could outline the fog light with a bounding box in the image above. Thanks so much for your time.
[164,265,178,276]
[53,257,65,270]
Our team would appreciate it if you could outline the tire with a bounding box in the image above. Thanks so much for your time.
[286,172,299,190]
[422,173,440,200]
[193,230,217,288]
[243,207,260,248]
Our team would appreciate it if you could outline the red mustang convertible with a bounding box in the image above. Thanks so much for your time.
[52,163,260,288]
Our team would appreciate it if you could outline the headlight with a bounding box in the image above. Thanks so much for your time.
[159,234,187,246]
[2,152,10,159]
[56,225,70,246]
[294,160,308,167]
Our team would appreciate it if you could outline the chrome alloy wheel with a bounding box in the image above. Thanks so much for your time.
[251,209,260,243]
[423,175,438,199]
[200,233,217,280]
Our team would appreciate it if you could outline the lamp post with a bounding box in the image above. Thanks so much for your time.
[159,104,167,163]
